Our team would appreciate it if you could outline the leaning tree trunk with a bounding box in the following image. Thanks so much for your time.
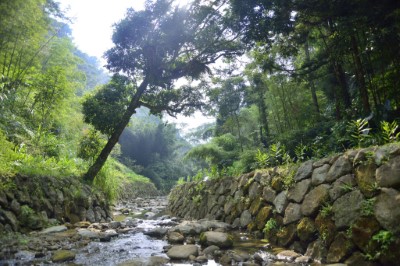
[84,78,149,183]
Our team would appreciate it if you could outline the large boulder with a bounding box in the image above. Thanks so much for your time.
[351,217,381,252]
[332,190,364,229]
[248,182,262,200]
[294,160,313,181]
[374,188,400,233]
[255,206,273,230]
[167,245,198,260]
[276,224,297,247]
[376,156,400,188]
[273,191,288,214]
[297,217,317,242]
[167,231,184,244]
[326,156,352,182]
[283,203,302,225]
[199,231,233,248]
[311,164,330,185]
[355,163,378,197]
[262,186,276,203]
[329,174,356,201]
[287,179,311,203]
[239,210,252,227]
[326,232,354,263]
[301,184,330,216]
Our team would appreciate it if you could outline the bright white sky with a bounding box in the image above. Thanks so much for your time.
[58,0,214,132]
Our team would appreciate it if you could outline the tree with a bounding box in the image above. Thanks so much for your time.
[84,0,242,182]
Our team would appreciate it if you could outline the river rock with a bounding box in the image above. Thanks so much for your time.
[200,220,231,231]
[277,250,301,262]
[77,228,101,239]
[173,222,204,235]
[374,188,400,233]
[326,156,352,182]
[287,179,311,203]
[294,160,313,181]
[167,231,184,244]
[74,221,91,228]
[144,227,168,238]
[39,225,68,234]
[200,231,233,248]
[376,156,400,188]
[51,250,76,263]
[118,256,170,266]
[203,245,220,256]
[332,190,364,229]
[301,184,330,216]
[167,245,198,260]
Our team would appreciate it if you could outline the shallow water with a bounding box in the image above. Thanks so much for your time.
[74,231,168,266]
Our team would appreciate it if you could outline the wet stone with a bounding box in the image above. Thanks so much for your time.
[167,245,198,260]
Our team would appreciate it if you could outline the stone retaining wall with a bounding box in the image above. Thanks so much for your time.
[168,143,400,264]
[0,175,111,233]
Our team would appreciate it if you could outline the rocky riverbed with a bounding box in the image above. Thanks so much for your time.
[1,196,322,265]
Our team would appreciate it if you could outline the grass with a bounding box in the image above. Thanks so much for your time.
[0,130,157,202]
[95,158,157,202]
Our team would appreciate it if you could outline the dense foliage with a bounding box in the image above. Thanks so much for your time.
[0,0,154,200]
[186,0,400,177]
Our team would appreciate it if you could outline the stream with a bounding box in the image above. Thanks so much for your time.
[0,197,309,265]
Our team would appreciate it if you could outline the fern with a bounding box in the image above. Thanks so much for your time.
[380,121,399,144]
[347,118,371,148]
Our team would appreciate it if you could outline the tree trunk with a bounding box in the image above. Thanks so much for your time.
[350,32,371,115]
[257,86,269,148]
[333,61,351,110]
[84,78,149,183]
[304,40,320,116]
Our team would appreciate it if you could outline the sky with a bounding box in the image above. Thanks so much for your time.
[58,0,214,132]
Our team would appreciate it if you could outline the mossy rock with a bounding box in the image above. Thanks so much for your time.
[51,250,76,263]
[355,163,378,198]
[351,216,381,252]
[249,197,263,215]
[255,206,273,230]
[199,231,233,248]
[276,224,297,247]
[315,213,336,246]
[297,217,316,242]
[271,176,284,192]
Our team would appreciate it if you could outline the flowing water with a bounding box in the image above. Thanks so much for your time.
[0,197,293,265]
